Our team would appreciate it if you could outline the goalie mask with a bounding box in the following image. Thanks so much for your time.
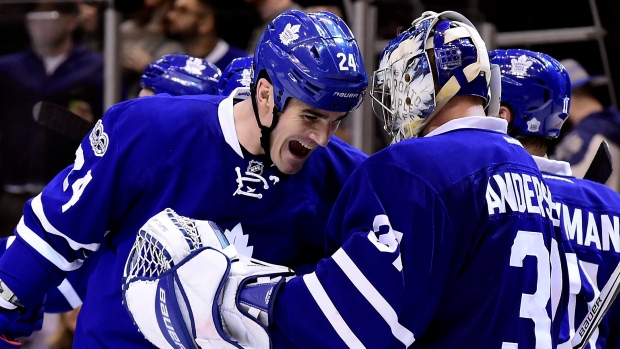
[141,54,222,96]
[371,11,491,142]
[489,49,571,138]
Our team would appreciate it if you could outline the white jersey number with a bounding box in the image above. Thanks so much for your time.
[61,145,93,212]
[503,230,554,349]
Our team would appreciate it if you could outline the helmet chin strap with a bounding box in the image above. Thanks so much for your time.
[250,84,281,163]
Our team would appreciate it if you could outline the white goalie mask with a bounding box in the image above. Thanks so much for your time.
[371,11,493,143]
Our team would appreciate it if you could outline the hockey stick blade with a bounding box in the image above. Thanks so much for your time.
[32,101,94,141]
[572,260,620,349]
[583,140,613,184]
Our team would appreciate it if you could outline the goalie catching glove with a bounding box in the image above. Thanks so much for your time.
[122,208,295,349]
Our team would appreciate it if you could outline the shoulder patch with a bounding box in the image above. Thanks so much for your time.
[89,120,109,157]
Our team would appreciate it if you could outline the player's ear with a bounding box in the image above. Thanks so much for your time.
[256,79,273,106]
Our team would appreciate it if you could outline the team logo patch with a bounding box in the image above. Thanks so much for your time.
[183,57,207,75]
[279,23,300,45]
[436,47,462,70]
[509,55,533,76]
[247,160,264,175]
[527,118,541,132]
[89,120,108,157]
[241,68,252,87]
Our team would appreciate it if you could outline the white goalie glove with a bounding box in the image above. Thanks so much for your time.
[122,208,295,349]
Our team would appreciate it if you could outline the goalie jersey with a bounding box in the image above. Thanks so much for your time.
[533,156,620,349]
[270,117,564,348]
[0,88,366,348]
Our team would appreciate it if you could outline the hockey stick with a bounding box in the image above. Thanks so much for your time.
[32,101,94,141]
[571,260,620,349]
[582,140,613,184]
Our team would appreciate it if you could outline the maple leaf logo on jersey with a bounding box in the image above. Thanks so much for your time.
[279,23,300,45]
[240,68,252,87]
[224,223,254,256]
[183,57,207,75]
[509,55,533,76]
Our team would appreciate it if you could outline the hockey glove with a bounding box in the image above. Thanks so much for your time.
[3,302,43,340]
[122,207,233,348]
[124,246,294,349]
[0,336,21,349]
[0,307,22,349]
[216,251,295,349]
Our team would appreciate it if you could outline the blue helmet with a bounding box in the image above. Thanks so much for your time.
[141,54,221,96]
[252,9,368,113]
[217,55,253,97]
[371,11,491,142]
[489,49,571,138]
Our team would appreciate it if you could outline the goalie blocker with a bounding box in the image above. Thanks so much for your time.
[122,208,294,349]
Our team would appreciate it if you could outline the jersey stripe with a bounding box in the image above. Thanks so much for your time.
[332,249,415,347]
[32,195,100,252]
[303,273,365,348]
[17,218,83,271]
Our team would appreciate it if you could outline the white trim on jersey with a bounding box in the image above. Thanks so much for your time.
[32,195,99,252]
[332,249,415,347]
[218,90,244,158]
[57,279,82,309]
[17,218,83,271]
[302,273,365,348]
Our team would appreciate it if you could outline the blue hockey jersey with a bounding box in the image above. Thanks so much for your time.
[270,117,563,348]
[0,88,367,348]
[533,156,620,349]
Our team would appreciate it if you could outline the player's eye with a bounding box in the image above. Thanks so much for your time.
[302,114,319,122]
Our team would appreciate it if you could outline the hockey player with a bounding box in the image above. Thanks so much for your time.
[217,55,253,98]
[490,48,620,349]
[125,10,566,349]
[0,53,231,348]
[0,9,368,348]
[137,53,222,97]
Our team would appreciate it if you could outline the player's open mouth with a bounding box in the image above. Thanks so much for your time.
[289,140,311,158]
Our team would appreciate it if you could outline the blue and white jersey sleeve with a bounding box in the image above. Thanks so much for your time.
[0,98,168,309]
[271,161,448,348]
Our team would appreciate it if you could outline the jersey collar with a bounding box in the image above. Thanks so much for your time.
[218,88,251,158]
[424,116,508,138]
[532,155,573,176]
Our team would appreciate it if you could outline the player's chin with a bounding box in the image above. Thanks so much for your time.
[275,150,312,175]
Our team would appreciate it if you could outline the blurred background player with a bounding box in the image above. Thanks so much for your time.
[244,0,303,53]
[0,1,103,238]
[0,52,224,349]
[130,10,565,349]
[119,0,184,99]
[491,48,620,349]
[138,53,221,97]
[165,0,248,72]
[0,9,368,348]
[552,58,620,194]
[216,55,252,99]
